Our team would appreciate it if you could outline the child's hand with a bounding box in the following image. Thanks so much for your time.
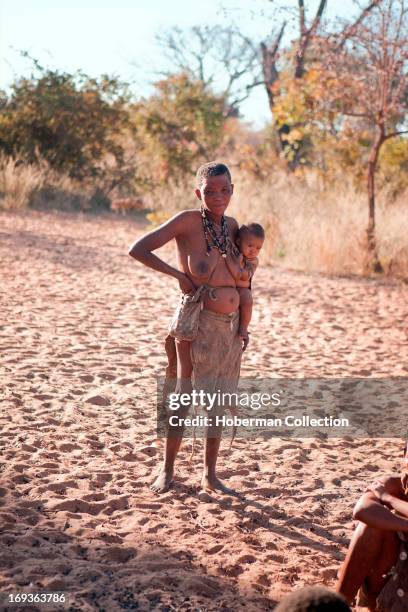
[239,327,250,352]
[178,273,196,294]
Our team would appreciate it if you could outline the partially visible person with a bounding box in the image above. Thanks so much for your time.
[337,441,408,611]
[274,586,350,611]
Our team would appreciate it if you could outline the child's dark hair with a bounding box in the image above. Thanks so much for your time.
[238,223,265,240]
[196,161,232,186]
[274,586,351,611]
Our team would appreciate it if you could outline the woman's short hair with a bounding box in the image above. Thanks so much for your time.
[196,162,232,186]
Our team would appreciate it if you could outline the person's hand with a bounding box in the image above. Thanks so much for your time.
[242,335,249,351]
[239,327,250,352]
[178,273,196,295]
[366,480,393,507]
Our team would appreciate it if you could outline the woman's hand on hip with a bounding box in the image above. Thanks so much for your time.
[178,273,196,294]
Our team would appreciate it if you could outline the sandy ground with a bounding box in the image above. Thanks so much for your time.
[1,208,408,612]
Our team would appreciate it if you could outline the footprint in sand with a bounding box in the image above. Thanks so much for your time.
[92,472,112,486]
[137,446,159,457]
[220,563,245,577]
[37,480,79,493]
[79,375,94,382]
[237,554,257,564]
[85,394,111,406]
[274,443,300,454]
[206,544,224,555]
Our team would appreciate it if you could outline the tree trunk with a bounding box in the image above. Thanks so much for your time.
[366,132,384,273]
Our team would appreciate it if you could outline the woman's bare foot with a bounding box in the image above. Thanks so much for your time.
[150,468,173,493]
[201,474,237,495]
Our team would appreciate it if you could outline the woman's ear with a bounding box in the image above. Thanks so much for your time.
[195,188,202,201]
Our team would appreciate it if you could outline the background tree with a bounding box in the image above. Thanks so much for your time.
[259,0,381,164]
[322,0,408,271]
[0,57,131,186]
[132,73,225,183]
[154,25,260,117]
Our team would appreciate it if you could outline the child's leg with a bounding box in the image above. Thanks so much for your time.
[237,288,252,349]
[175,339,193,381]
[151,338,192,493]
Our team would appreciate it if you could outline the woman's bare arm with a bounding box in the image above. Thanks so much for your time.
[128,211,195,293]
[367,476,408,518]
[387,496,408,517]
[353,475,408,531]
[353,493,408,531]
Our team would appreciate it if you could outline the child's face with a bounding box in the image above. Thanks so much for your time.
[195,173,233,216]
[239,233,264,259]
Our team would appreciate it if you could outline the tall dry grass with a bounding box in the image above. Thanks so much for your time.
[229,169,408,278]
[139,168,407,278]
[1,155,406,278]
[0,156,45,210]
[0,155,105,212]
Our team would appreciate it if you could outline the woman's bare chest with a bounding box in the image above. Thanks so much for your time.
[176,215,236,284]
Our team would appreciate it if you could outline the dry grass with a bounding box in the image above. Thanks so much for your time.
[142,176,196,213]
[1,156,406,278]
[0,155,106,212]
[377,191,408,278]
[0,156,45,210]
[229,169,408,278]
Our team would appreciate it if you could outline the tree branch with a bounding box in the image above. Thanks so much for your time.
[334,0,383,51]
[341,110,373,118]
[153,24,261,114]
[271,20,287,57]
[299,0,306,35]
[384,129,408,140]
[295,0,327,78]
[260,20,287,110]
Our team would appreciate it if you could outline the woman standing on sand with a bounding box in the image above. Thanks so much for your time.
[128,162,245,494]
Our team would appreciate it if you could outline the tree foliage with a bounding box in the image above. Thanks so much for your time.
[320,0,408,271]
[259,1,382,165]
[0,59,131,182]
[132,73,226,183]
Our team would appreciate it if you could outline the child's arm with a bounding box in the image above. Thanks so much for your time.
[247,256,259,275]
[236,257,259,288]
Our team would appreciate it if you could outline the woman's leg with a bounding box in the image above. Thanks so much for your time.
[336,522,399,608]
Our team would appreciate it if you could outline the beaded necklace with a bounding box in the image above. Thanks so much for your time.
[200,205,230,257]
